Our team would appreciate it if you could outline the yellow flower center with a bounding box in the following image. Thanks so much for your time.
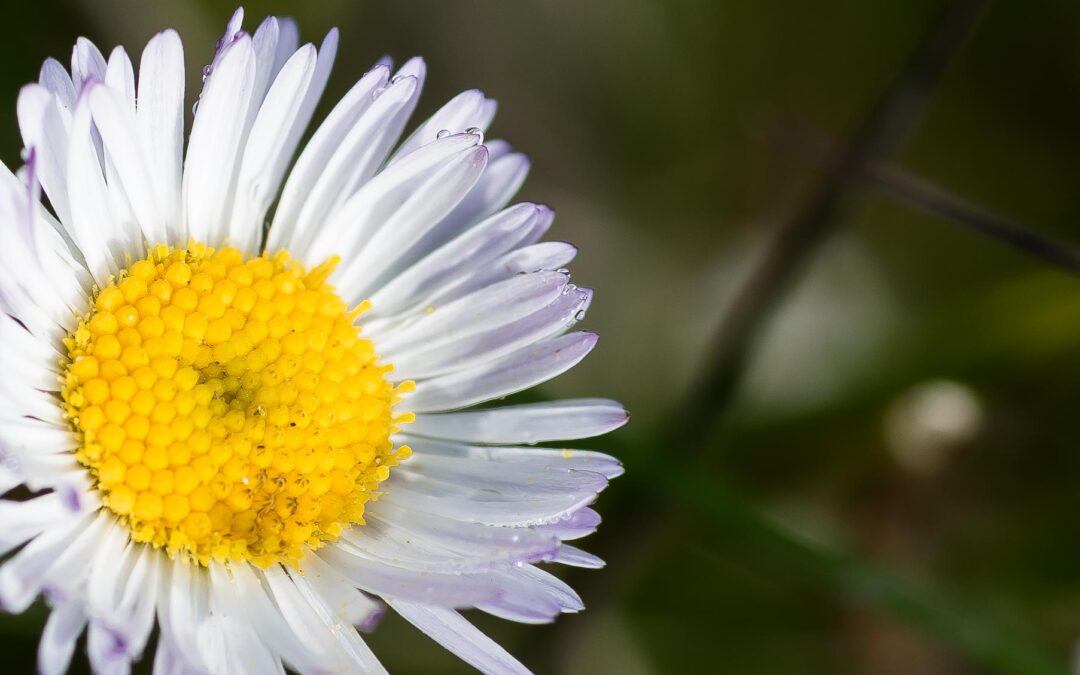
[60,242,412,567]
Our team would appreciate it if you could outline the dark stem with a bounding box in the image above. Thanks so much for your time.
[864,162,1080,274]
[671,0,990,446]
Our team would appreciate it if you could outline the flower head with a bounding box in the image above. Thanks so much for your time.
[0,7,625,674]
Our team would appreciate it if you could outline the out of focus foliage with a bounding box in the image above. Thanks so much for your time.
[3,1,1080,673]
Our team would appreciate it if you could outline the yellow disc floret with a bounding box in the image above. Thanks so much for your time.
[61,242,412,567]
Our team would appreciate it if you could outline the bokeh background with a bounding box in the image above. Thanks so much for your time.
[2,0,1080,673]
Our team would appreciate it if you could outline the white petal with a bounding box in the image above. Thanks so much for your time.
[367,203,545,318]
[250,17,281,105]
[390,284,591,380]
[272,18,300,75]
[553,544,605,569]
[303,130,479,267]
[402,436,624,480]
[336,144,489,299]
[262,565,387,674]
[18,84,72,228]
[137,30,185,243]
[0,466,19,497]
[228,27,339,253]
[105,46,135,110]
[293,72,423,258]
[477,565,583,623]
[87,524,158,663]
[0,310,62,359]
[89,84,166,244]
[0,514,90,613]
[227,43,318,252]
[409,398,628,444]
[38,601,87,675]
[535,507,602,541]
[296,553,384,630]
[279,73,426,258]
[389,601,531,675]
[319,545,506,607]
[39,58,76,114]
[87,619,133,675]
[156,558,210,673]
[218,7,245,52]
[500,240,579,270]
[0,416,78,455]
[0,493,77,557]
[12,156,89,317]
[267,63,391,251]
[418,237,571,313]
[116,549,160,660]
[404,331,598,413]
[287,570,389,674]
[201,567,283,675]
[71,38,106,86]
[378,473,598,528]
[183,35,257,244]
[67,96,121,283]
[374,269,568,355]
[151,637,194,675]
[365,499,561,567]
[434,150,531,241]
[337,515,556,574]
[390,89,496,163]
[223,564,331,674]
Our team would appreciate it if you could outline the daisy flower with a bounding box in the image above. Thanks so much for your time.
[0,7,626,674]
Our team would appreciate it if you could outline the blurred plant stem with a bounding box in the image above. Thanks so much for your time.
[527,1,1073,673]
[674,0,988,440]
[863,163,1080,274]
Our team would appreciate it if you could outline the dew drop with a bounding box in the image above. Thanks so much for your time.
[561,283,578,296]
[191,98,201,115]
[574,309,586,321]
[436,129,451,139]
[556,268,569,274]
[465,126,485,143]
[372,86,386,99]
[391,75,405,84]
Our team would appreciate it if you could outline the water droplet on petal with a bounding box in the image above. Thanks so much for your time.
[391,75,405,84]
[372,86,386,99]
[436,129,451,139]
[192,98,201,115]
[465,127,485,143]
[574,309,586,321]
[556,268,569,274]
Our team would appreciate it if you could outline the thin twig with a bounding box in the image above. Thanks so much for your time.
[864,163,1080,274]
[673,0,990,445]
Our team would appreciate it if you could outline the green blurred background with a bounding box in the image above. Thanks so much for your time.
[4,0,1080,673]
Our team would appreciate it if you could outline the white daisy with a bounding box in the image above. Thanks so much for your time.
[0,7,626,674]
